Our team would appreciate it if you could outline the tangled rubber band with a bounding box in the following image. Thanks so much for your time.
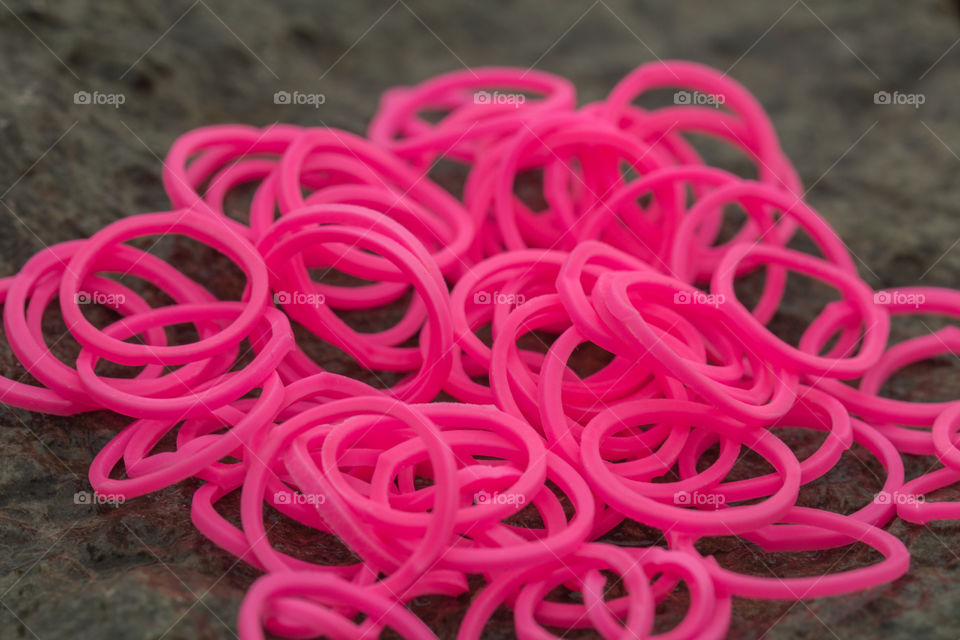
[6,60,957,639]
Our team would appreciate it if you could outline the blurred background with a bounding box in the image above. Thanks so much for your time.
[2,1,960,638]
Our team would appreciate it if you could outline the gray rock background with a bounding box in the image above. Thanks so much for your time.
[2,0,960,638]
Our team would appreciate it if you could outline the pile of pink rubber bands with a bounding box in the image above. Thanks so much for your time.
[4,60,959,638]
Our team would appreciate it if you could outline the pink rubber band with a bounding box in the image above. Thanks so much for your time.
[2,60,949,640]
[60,210,270,366]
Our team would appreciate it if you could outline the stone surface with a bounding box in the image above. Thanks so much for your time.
[2,0,960,638]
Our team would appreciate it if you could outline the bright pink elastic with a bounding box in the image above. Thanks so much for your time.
[1,60,949,640]
[59,209,270,366]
